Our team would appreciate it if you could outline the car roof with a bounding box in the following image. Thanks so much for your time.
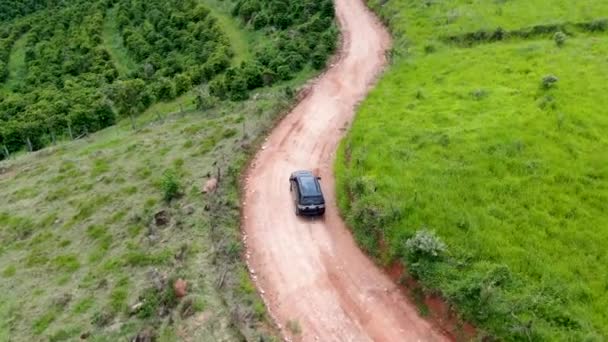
[292,170,322,197]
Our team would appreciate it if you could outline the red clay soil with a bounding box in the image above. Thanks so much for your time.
[242,0,449,341]
[386,262,478,341]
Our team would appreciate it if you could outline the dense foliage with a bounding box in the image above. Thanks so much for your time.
[0,0,337,158]
[337,0,608,340]
[0,0,61,22]
[206,0,338,101]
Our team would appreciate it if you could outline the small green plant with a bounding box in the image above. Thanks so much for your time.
[2,265,16,277]
[137,285,179,319]
[72,297,95,314]
[32,309,57,334]
[553,31,567,47]
[161,169,181,202]
[405,229,447,261]
[283,86,295,99]
[412,287,429,316]
[109,281,129,313]
[471,88,488,100]
[193,296,206,312]
[541,74,559,89]
[52,254,80,273]
[91,310,113,327]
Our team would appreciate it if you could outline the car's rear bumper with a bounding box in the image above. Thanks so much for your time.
[298,205,325,216]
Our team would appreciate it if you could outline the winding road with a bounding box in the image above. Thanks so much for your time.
[242,0,448,340]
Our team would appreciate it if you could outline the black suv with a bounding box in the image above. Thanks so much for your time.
[289,170,326,216]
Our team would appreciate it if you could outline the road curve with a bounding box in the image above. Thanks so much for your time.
[242,0,448,341]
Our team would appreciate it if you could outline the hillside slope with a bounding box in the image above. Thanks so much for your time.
[337,0,608,340]
[0,0,337,340]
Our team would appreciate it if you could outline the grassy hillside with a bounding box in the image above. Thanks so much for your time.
[0,0,337,340]
[337,0,608,340]
[0,72,316,341]
[381,0,608,44]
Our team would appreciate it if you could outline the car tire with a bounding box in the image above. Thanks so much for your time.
[295,206,301,216]
[319,208,325,216]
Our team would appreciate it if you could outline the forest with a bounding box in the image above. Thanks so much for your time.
[0,0,337,159]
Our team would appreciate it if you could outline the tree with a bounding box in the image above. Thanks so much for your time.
[110,79,150,130]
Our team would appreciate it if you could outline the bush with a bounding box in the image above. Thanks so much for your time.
[586,19,607,32]
[161,169,181,202]
[209,74,228,99]
[311,46,329,70]
[405,229,447,262]
[137,282,179,319]
[541,74,559,89]
[153,77,176,101]
[553,31,567,47]
[174,73,191,95]
[194,88,218,110]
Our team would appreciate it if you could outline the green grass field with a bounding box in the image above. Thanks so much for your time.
[374,0,608,44]
[337,0,608,340]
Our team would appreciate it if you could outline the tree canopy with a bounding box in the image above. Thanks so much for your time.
[0,0,337,158]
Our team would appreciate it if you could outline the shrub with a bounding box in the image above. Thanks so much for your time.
[541,75,559,89]
[137,284,178,319]
[405,229,447,262]
[586,19,607,32]
[471,88,488,100]
[194,88,218,110]
[227,73,249,101]
[209,75,227,99]
[174,73,191,95]
[553,31,567,47]
[161,169,181,202]
[311,46,329,70]
[153,77,176,101]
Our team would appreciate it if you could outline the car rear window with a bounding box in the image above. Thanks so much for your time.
[302,196,323,205]
[299,176,320,196]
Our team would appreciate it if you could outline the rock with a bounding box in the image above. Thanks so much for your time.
[80,331,90,339]
[173,278,188,298]
[107,321,123,332]
[129,302,144,315]
[182,204,195,215]
[130,327,156,342]
[154,210,169,226]
[201,178,218,194]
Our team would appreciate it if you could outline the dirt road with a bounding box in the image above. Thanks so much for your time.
[242,0,448,341]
